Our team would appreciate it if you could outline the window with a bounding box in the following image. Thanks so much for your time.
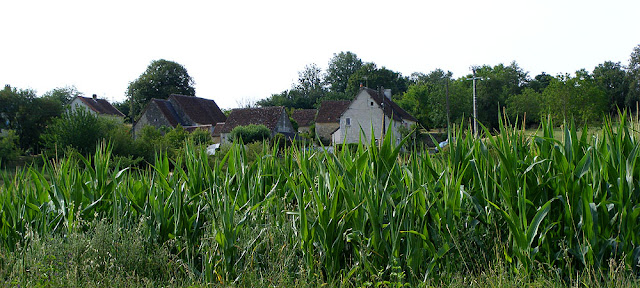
[346,118,351,126]
[370,101,374,107]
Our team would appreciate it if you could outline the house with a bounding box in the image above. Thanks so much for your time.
[291,109,316,134]
[218,106,295,144]
[132,94,226,137]
[331,87,417,145]
[70,95,125,122]
[211,122,225,144]
[315,100,351,144]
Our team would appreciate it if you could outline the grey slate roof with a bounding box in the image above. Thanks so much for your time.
[168,94,227,126]
[315,100,351,123]
[152,99,183,127]
[291,109,317,127]
[75,96,125,117]
[361,87,417,122]
[219,106,286,133]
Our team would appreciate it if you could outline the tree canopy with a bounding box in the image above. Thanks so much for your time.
[325,51,363,93]
[127,59,195,120]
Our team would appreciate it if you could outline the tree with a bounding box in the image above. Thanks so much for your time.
[0,85,63,152]
[42,85,83,105]
[0,130,21,162]
[542,72,607,124]
[527,72,554,93]
[592,61,628,115]
[628,44,640,109]
[127,59,195,120]
[41,107,114,155]
[325,51,363,93]
[473,62,529,130]
[506,88,542,126]
[258,64,326,109]
[396,69,452,129]
[345,63,409,96]
[295,63,326,107]
[112,101,131,123]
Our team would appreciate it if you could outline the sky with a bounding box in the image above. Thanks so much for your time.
[1,0,639,109]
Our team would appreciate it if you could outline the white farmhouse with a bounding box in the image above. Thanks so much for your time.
[70,94,125,122]
[331,87,417,145]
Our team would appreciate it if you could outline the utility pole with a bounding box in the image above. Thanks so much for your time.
[445,77,450,141]
[467,67,483,137]
[379,86,385,146]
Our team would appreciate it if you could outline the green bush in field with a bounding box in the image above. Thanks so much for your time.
[230,124,271,144]
[41,108,119,155]
[0,129,21,162]
[189,128,212,146]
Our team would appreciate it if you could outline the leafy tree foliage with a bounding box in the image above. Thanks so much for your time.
[506,88,542,126]
[325,51,363,93]
[42,86,83,105]
[127,59,195,120]
[0,85,63,152]
[112,101,132,123]
[346,63,409,96]
[592,61,628,115]
[527,72,554,93]
[41,107,117,155]
[397,70,472,130]
[0,130,21,162]
[396,69,450,129]
[258,64,327,109]
[628,44,640,109]
[230,124,271,143]
[472,62,529,130]
[542,72,607,124]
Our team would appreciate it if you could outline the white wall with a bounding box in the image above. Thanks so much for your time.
[332,90,414,146]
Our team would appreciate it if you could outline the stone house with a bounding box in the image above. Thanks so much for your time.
[211,122,225,144]
[132,94,226,137]
[70,95,125,122]
[315,100,350,144]
[331,87,417,145]
[291,109,317,134]
[218,106,295,144]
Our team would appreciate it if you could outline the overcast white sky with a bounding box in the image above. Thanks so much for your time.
[1,0,639,109]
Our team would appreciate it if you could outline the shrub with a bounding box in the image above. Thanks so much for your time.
[0,129,21,162]
[230,124,271,144]
[189,128,212,146]
[41,108,114,155]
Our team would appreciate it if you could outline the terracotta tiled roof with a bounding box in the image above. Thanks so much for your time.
[362,87,417,122]
[219,106,286,133]
[152,99,182,127]
[76,96,125,117]
[291,109,316,127]
[315,100,350,123]
[169,94,226,125]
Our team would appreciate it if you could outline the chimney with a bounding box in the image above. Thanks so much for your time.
[92,94,97,100]
[384,89,392,100]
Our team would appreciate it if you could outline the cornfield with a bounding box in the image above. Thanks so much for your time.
[1,114,640,286]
